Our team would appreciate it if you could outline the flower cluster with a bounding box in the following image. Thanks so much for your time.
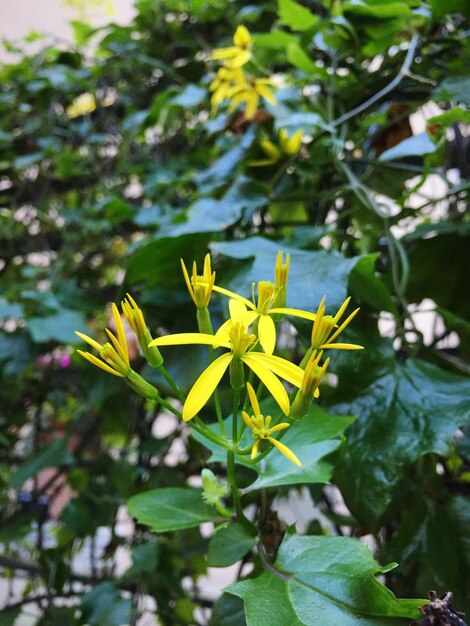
[75,251,363,468]
[209,26,276,118]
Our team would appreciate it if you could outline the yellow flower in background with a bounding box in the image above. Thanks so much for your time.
[76,303,130,377]
[210,25,253,68]
[212,279,317,355]
[149,315,304,421]
[63,0,116,21]
[309,296,363,352]
[252,129,303,166]
[242,383,301,466]
[209,66,246,112]
[228,77,276,119]
[181,254,215,310]
[66,93,96,119]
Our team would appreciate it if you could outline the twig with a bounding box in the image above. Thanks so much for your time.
[331,34,420,128]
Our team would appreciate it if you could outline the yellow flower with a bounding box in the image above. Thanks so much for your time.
[121,294,163,368]
[252,129,303,166]
[212,280,317,355]
[209,66,246,113]
[291,351,330,419]
[309,296,363,352]
[149,316,304,421]
[228,77,276,119]
[210,25,253,68]
[75,303,130,377]
[273,251,290,309]
[75,304,160,400]
[181,254,215,310]
[242,383,301,466]
[66,93,96,119]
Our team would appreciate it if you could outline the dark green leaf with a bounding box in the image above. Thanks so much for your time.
[208,523,257,567]
[29,309,86,343]
[212,237,363,312]
[331,358,470,523]
[228,534,423,626]
[128,488,221,532]
[81,582,132,626]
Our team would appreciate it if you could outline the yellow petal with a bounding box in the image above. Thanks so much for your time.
[322,343,364,350]
[326,307,360,344]
[270,307,318,321]
[233,25,252,48]
[229,299,248,320]
[244,92,259,118]
[77,350,124,377]
[258,314,276,355]
[212,285,254,310]
[268,423,290,434]
[242,410,255,430]
[259,139,281,160]
[251,439,260,460]
[105,328,128,364]
[245,352,303,387]
[149,333,229,349]
[180,259,195,302]
[246,382,260,416]
[334,296,351,324]
[112,303,129,366]
[268,437,301,466]
[255,83,276,106]
[183,353,232,421]
[74,331,103,353]
[242,355,290,415]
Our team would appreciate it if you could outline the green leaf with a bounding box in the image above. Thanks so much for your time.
[9,438,74,488]
[228,534,423,626]
[128,488,221,532]
[278,0,319,31]
[81,582,132,626]
[254,30,298,50]
[379,133,436,161]
[29,309,86,343]
[194,405,355,491]
[330,357,470,523]
[212,237,364,313]
[343,1,412,19]
[126,233,211,289]
[208,523,257,567]
[349,254,397,314]
[287,42,317,74]
[245,408,356,492]
[209,593,247,626]
[0,607,21,626]
[427,106,470,127]
[0,297,24,319]
[434,75,470,104]
[384,494,470,614]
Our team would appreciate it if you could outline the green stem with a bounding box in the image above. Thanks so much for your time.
[209,346,226,438]
[158,364,185,403]
[227,388,256,534]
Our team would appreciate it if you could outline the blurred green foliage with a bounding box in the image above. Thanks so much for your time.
[0,0,469,624]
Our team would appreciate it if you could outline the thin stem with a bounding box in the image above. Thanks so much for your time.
[227,388,256,534]
[331,34,419,128]
[158,364,185,402]
[209,346,226,437]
